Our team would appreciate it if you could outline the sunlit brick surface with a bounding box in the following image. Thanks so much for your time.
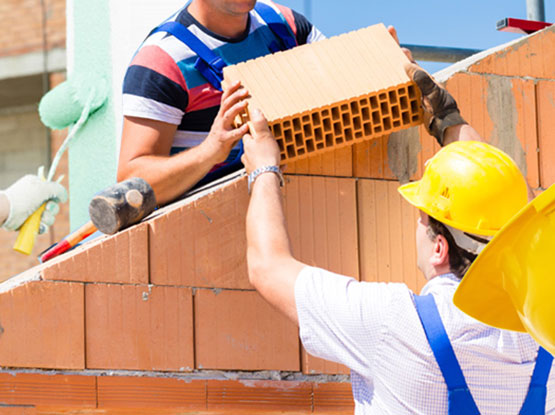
[223,24,422,164]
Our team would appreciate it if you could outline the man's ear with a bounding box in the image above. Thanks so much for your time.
[430,234,450,267]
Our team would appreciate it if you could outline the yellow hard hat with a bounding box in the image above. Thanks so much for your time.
[398,141,528,236]
[453,184,555,355]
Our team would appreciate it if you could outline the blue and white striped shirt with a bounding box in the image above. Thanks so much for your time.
[295,267,555,414]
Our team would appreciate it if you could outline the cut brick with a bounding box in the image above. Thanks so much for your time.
[444,72,539,188]
[85,284,194,371]
[0,373,95,407]
[97,376,206,409]
[537,80,555,188]
[302,347,349,375]
[223,24,422,164]
[41,223,149,284]
[207,380,312,412]
[357,179,425,293]
[194,289,299,371]
[0,281,84,370]
[149,177,251,289]
[468,25,554,79]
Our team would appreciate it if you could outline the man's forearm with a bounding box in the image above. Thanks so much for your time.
[247,173,291,261]
[118,143,220,205]
[246,172,303,324]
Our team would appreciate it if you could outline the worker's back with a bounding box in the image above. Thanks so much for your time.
[295,268,555,414]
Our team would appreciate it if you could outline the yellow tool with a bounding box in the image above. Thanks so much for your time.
[13,84,104,255]
[398,141,528,236]
[13,204,46,255]
[454,184,555,355]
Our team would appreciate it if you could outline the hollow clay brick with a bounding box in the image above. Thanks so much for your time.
[357,179,425,293]
[283,175,357,374]
[283,175,359,280]
[149,177,251,289]
[468,25,554,79]
[0,408,36,415]
[207,380,312,412]
[444,72,539,188]
[85,284,194,371]
[0,281,84,370]
[222,24,422,165]
[194,289,299,371]
[537,81,555,188]
[313,382,355,414]
[302,346,350,375]
[287,145,353,177]
[97,376,206,409]
[41,223,149,284]
[0,373,95,407]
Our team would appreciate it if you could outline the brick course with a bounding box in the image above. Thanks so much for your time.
[0,0,65,58]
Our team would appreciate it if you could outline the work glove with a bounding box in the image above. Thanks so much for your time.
[0,166,68,233]
[404,63,467,146]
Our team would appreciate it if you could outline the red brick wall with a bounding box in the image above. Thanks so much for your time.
[0,0,65,58]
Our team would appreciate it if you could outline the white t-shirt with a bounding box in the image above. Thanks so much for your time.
[294,266,555,414]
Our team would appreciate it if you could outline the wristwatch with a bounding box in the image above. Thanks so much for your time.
[248,165,284,194]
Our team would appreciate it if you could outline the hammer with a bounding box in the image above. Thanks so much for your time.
[39,178,156,263]
[89,177,157,235]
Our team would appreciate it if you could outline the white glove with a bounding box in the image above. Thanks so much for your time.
[1,167,68,232]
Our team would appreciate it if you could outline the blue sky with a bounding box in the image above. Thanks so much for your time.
[278,0,554,73]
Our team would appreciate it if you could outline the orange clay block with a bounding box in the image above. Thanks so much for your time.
[468,25,554,79]
[0,281,85,370]
[206,380,312,412]
[0,373,95,408]
[313,382,355,414]
[537,80,555,188]
[357,179,426,293]
[222,23,422,164]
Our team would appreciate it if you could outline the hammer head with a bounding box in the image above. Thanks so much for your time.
[89,177,157,234]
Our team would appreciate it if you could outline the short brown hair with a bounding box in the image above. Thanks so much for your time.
[426,216,477,279]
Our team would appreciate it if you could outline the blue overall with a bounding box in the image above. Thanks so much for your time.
[414,294,553,415]
[151,3,298,188]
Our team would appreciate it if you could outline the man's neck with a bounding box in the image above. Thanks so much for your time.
[188,1,250,39]
[425,265,453,281]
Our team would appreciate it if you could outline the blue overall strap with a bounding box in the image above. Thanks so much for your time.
[413,294,480,415]
[520,347,553,415]
[254,2,297,52]
[152,21,226,91]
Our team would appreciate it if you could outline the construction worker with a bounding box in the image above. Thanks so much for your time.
[117,0,324,206]
[241,63,555,414]
[0,169,67,234]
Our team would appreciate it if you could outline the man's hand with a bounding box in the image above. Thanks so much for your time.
[387,25,415,63]
[241,108,281,174]
[0,167,67,233]
[201,80,251,164]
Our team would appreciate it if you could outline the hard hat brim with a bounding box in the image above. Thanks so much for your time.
[398,181,498,236]
[454,185,555,352]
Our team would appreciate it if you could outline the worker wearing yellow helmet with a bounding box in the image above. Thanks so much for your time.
[239,60,555,414]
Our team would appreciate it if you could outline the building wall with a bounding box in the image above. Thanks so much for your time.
[0,0,68,281]
[0,0,65,58]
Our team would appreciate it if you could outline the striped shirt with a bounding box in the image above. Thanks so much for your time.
[295,267,555,414]
[122,0,324,152]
